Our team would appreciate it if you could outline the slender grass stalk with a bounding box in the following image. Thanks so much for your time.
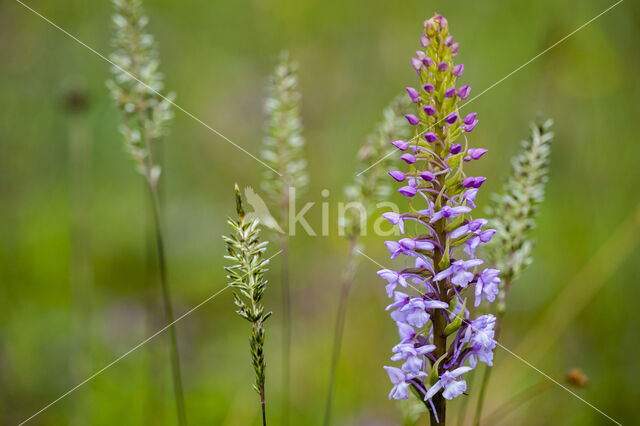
[261,52,308,424]
[481,369,587,425]
[147,183,187,426]
[454,368,475,426]
[63,85,94,426]
[224,185,272,426]
[323,234,358,425]
[278,231,290,425]
[323,95,410,425]
[107,1,186,424]
[474,118,553,426]
[480,380,552,425]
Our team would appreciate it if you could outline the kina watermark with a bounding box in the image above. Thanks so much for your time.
[241,186,402,237]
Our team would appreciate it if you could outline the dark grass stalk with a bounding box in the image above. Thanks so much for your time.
[64,90,94,426]
[323,234,359,426]
[143,240,164,426]
[147,183,187,426]
[143,180,165,426]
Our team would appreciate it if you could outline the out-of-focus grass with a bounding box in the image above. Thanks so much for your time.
[1,0,639,424]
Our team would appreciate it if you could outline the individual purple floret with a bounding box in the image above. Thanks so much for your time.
[424,105,436,115]
[407,86,420,103]
[405,114,421,125]
[392,139,410,151]
[457,85,471,99]
[389,170,407,182]
[378,13,500,424]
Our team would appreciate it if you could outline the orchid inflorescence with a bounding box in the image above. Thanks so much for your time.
[376,14,499,423]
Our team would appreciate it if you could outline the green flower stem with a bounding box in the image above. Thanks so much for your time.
[323,233,359,426]
[278,231,290,426]
[66,106,94,426]
[147,183,187,426]
[480,379,553,425]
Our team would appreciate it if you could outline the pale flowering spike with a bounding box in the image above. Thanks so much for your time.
[261,51,308,221]
[343,95,413,235]
[377,14,500,422]
[107,2,185,423]
[223,186,272,423]
[486,118,554,311]
[107,0,174,183]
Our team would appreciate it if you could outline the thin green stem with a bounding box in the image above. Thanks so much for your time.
[455,368,476,426]
[279,232,290,426]
[473,366,492,426]
[147,184,187,426]
[426,172,449,426]
[67,113,94,426]
[261,387,267,426]
[481,380,552,425]
[323,234,359,426]
[473,279,509,426]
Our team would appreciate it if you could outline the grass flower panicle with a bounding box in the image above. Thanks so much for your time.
[107,0,174,187]
[260,52,307,425]
[343,95,412,235]
[261,51,308,211]
[107,1,185,424]
[472,119,553,425]
[377,14,499,424]
[323,95,411,425]
[224,184,272,426]
[485,119,554,310]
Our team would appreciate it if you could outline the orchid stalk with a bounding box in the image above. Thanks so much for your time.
[377,14,499,425]
[107,1,186,425]
[224,185,272,426]
[474,118,553,425]
[260,51,308,424]
[323,95,411,425]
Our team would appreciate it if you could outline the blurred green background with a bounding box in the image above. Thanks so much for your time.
[1,0,639,424]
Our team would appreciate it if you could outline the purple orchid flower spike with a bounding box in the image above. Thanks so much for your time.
[377,14,500,423]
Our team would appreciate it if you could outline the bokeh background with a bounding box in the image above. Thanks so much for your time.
[1,0,639,424]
